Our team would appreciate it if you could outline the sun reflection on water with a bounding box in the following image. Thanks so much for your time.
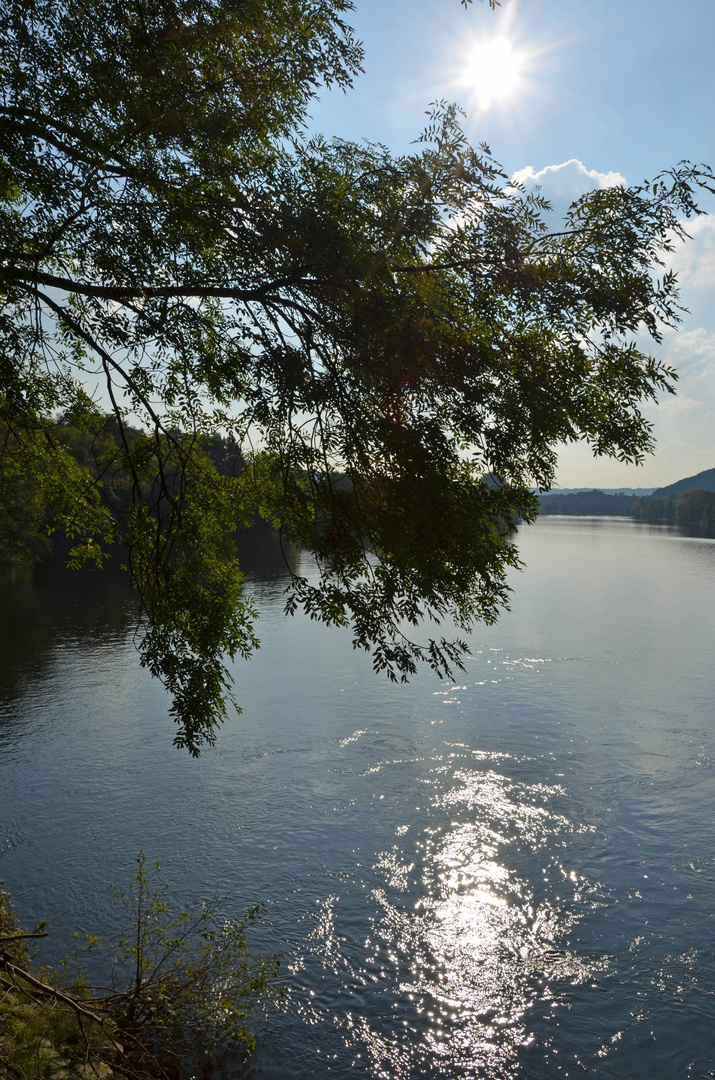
[292,746,606,1078]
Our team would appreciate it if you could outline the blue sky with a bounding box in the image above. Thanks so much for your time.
[309,0,715,488]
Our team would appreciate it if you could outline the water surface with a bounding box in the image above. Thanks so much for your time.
[1,517,714,1078]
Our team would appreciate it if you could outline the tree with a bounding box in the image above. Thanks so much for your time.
[0,0,711,753]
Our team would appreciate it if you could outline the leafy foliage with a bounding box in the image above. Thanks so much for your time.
[0,858,280,1078]
[0,885,98,1080]
[90,853,281,1070]
[0,0,713,750]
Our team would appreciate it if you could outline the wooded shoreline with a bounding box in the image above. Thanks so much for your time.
[538,486,715,530]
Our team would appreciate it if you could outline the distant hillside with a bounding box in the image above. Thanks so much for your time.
[537,473,715,531]
[538,490,637,517]
[548,487,656,497]
[652,467,715,498]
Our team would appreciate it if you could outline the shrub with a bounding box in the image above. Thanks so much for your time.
[0,857,282,1079]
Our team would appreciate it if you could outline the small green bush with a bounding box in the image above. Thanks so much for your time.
[0,857,282,1079]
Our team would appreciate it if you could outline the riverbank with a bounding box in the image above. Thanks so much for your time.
[538,485,715,531]
[0,868,279,1080]
[0,887,118,1079]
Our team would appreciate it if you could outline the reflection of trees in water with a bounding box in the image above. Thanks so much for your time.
[0,553,135,701]
[0,529,300,706]
[664,520,715,540]
[236,522,300,581]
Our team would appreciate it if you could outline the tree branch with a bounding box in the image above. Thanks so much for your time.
[12,269,315,304]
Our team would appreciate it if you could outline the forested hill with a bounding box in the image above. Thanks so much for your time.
[538,470,715,530]
[652,467,715,498]
[0,415,250,571]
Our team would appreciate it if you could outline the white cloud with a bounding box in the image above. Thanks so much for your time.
[511,158,626,192]
[509,159,627,222]
[658,326,715,382]
[668,214,715,291]
[654,395,706,416]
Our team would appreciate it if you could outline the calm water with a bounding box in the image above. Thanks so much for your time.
[1,517,715,1078]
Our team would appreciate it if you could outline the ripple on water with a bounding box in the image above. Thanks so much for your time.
[275,744,608,1079]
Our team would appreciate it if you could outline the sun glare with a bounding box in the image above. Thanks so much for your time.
[467,37,523,110]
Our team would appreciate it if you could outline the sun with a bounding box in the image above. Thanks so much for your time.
[466,37,523,110]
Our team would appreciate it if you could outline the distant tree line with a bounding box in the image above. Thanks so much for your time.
[538,488,715,529]
[633,488,715,527]
[537,491,638,517]
[7,431,715,576]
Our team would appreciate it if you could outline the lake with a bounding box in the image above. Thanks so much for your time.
[1,516,714,1078]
